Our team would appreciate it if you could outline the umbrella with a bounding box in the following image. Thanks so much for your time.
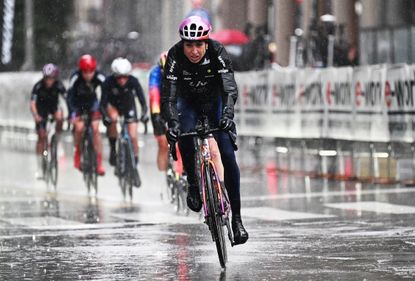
[210,29,249,45]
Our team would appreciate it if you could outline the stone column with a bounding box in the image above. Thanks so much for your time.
[274,0,296,66]
[247,0,267,27]
[217,0,247,30]
[359,0,382,28]
[332,0,358,46]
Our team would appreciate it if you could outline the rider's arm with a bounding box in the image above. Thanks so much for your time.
[148,66,162,115]
[30,83,40,119]
[161,47,180,127]
[57,80,69,112]
[132,77,148,117]
[67,73,79,116]
[100,77,110,118]
[213,41,238,119]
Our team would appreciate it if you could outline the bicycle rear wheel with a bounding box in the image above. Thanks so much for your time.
[205,164,227,268]
[49,134,58,189]
[124,141,134,200]
[81,135,91,193]
[116,139,127,199]
[89,138,98,195]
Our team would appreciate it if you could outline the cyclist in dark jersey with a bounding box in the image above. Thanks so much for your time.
[30,63,66,178]
[101,57,148,187]
[67,54,106,176]
[161,16,248,245]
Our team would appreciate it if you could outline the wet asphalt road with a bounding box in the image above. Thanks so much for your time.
[1,135,415,280]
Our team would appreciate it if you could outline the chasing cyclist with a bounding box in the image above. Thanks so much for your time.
[67,54,106,176]
[161,16,248,245]
[101,57,148,187]
[30,64,66,178]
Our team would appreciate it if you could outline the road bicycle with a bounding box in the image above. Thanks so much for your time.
[41,116,59,189]
[80,114,98,196]
[170,116,234,268]
[115,116,142,201]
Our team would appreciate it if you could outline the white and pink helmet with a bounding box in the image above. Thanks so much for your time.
[179,16,211,41]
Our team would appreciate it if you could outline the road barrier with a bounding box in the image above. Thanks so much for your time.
[235,64,415,184]
[1,66,415,184]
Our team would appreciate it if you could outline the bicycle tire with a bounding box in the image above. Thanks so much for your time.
[116,138,127,199]
[81,134,91,193]
[166,165,175,203]
[124,140,134,200]
[49,134,58,189]
[179,178,189,215]
[42,140,49,183]
[205,164,227,268]
[174,178,180,213]
[89,135,98,195]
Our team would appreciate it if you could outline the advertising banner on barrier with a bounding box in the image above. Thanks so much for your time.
[352,65,389,142]
[386,64,414,143]
[268,68,300,138]
[234,70,269,136]
[321,67,354,140]
[296,68,322,139]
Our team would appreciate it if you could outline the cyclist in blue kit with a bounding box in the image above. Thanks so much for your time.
[161,16,248,245]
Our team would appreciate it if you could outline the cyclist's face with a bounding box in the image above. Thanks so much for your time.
[115,75,128,87]
[81,70,95,82]
[44,77,55,89]
[183,41,207,64]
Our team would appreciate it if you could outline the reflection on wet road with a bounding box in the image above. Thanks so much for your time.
[1,136,415,280]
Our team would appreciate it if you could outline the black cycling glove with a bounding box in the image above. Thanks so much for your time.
[166,121,180,144]
[219,116,235,131]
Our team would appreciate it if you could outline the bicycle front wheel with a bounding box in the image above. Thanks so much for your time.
[125,140,134,200]
[205,164,227,268]
[49,134,58,189]
[116,139,127,199]
[42,140,49,184]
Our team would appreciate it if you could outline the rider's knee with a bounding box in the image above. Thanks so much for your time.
[210,145,222,162]
[92,125,100,136]
[74,122,84,135]
[129,133,137,144]
[38,129,46,140]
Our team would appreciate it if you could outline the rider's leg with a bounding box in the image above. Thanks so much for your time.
[54,110,63,134]
[36,127,46,155]
[216,131,241,215]
[175,144,184,176]
[177,97,200,211]
[106,105,118,165]
[127,121,138,163]
[208,137,224,181]
[73,117,84,169]
[36,122,46,177]
[91,114,105,175]
[216,130,248,244]
[156,135,169,171]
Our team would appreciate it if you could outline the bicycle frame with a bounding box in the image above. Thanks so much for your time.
[79,113,98,194]
[38,116,59,187]
[197,137,228,219]
[115,116,137,200]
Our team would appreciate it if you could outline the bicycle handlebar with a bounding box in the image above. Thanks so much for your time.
[169,128,238,161]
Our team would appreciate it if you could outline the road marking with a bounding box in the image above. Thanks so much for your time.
[111,211,200,225]
[1,216,83,229]
[241,187,415,202]
[325,201,415,214]
[243,207,334,221]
